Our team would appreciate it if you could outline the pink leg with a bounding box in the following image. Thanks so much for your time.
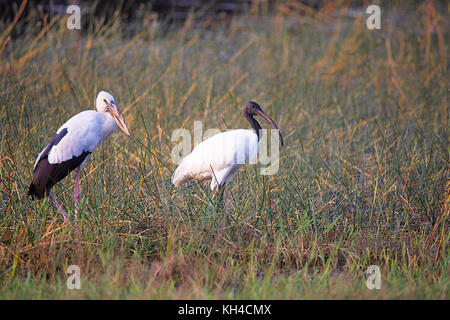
[74,166,81,220]
[49,192,71,225]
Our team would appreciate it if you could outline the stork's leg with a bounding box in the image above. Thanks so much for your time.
[74,166,82,220]
[49,192,71,225]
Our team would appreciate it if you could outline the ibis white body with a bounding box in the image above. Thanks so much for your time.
[172,101,283,199]
[172,129,259,190]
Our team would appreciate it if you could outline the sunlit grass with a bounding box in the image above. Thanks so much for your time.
[0,1,448,299]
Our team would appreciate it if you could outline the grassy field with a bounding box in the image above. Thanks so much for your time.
[0,1,448,299]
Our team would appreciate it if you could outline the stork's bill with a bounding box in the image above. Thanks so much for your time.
[104,99,130,136]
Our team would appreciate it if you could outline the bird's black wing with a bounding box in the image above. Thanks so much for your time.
[28,128,91,199]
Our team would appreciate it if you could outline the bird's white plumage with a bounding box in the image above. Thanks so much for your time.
[172,129,259,190]
[34,109,117,169]
[96,91,115,113]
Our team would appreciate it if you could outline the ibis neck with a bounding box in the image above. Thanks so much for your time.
[245,113,262,139]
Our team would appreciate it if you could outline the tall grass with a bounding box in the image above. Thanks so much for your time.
[0,1,448,299]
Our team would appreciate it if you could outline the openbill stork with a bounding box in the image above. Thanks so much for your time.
[172,101,283,202]
[28,91,130,224]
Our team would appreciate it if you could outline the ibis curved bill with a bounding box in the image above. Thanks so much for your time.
[172,101,283,202]
[28,91,130,224]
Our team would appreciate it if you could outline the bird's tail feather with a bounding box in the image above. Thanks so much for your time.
[28,183,37,198]
[28,183,43,199]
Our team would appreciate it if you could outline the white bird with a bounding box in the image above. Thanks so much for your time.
[28,91,130,225]
[172,101,283,202]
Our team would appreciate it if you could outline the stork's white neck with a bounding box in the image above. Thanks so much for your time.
[100,112,118,140]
